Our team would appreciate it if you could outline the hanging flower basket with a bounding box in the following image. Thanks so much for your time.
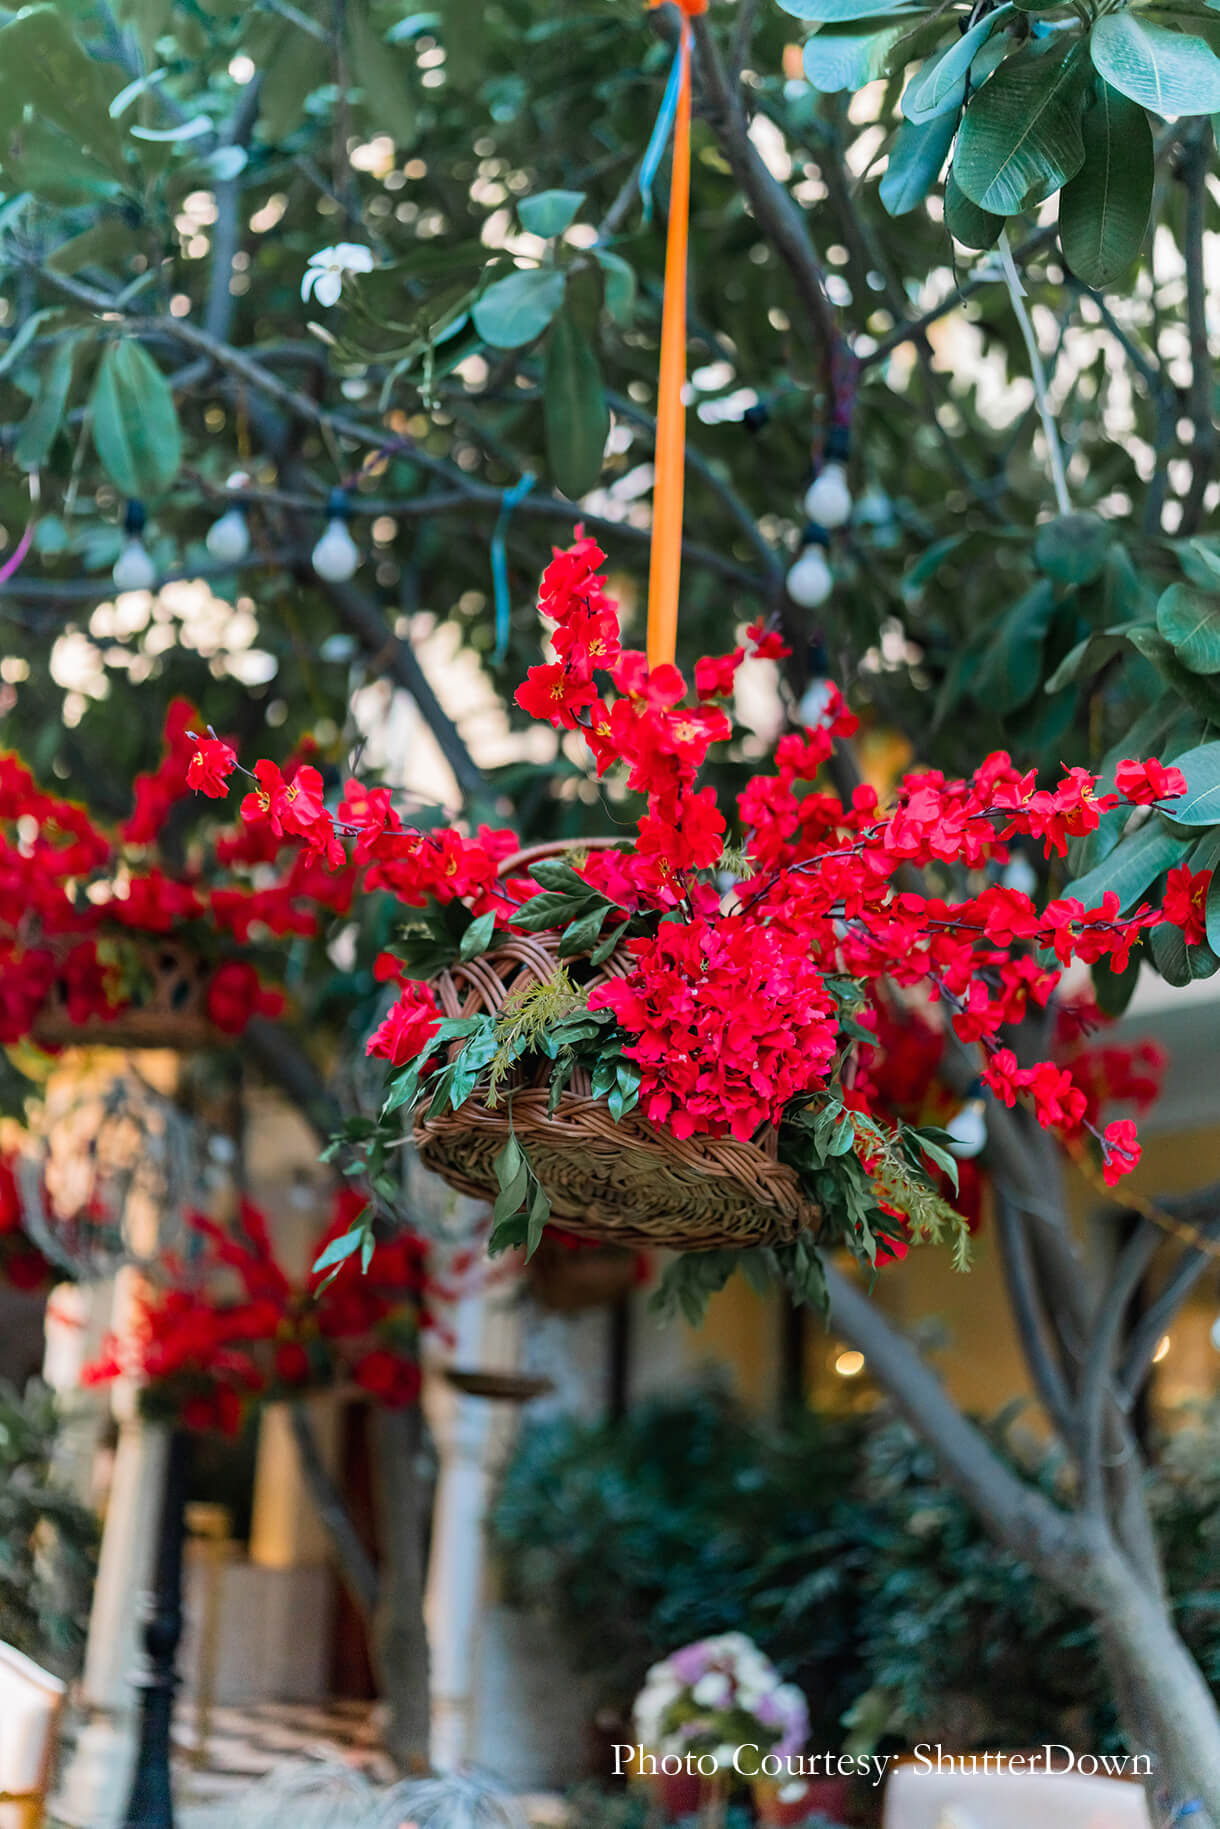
[30,935,218,1051]
[413,846,817,1253]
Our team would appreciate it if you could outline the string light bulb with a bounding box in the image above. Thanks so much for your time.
[206,472,251,564]
[786,526,833,609]
[312,488,360,583]
[112,500,156,592]
[945,1089,987,1160]
[803,460,852,530]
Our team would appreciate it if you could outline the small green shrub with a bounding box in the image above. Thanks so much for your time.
[0,1379,99,1673]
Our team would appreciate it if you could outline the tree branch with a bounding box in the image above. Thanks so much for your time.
[822,1262,1089,1576]
[686,11,842,379]
[1179,123,1215,536]
[288,1400,379,1619]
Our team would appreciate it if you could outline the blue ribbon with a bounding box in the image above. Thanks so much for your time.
[637,40,684,225]
[490,471,537,665]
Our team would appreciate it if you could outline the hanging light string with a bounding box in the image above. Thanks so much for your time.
[644,0,706,670]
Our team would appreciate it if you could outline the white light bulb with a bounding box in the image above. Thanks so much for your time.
[803,462,853,530]
[206,506,250,564]
[945,1098,987,1160]
[786,545,833,609]
[312,517,360,583]
[798,677,835,727]
[1210,1315,1220,1355]
[112,537,157,592]
[1002,853,1038,899]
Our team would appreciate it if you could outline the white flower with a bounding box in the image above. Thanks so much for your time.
[301,242,375,307]
[692,1672,731,1708]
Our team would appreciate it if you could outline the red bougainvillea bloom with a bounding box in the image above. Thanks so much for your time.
[187,735,239,798]
[366,982,441,1068]
[1163,865,1211,946]
[746,618,792,661]
[206,962,285,1035]
[1115,757,1187,805]
[694,649,744,699]
[1101,1118,1141,1187]
[514,662,598,728]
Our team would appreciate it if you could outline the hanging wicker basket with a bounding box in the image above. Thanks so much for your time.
[30,937,218,1051]
[414,843,818,1252]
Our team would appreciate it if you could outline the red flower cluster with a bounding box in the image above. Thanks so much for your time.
[0,1155,53,1293]
[589,915,838,1141]
[187,539,1215,1199]
[85,1192,432,1433]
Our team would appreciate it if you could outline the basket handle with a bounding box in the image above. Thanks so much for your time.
[496,837,625,880]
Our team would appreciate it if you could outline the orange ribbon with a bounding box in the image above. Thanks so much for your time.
[645,0,706,670]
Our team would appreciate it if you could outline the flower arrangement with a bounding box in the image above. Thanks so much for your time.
[85,1191,434,1433]
[632,1633,809,1769]
[181,534,1199,1302]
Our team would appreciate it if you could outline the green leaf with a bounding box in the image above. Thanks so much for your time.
[15,332,85,472]
[592,248,636,326]
[346,0,417,146]
[1204,870,1220,954]
[259,20,323,143]
[0,5,125,177]
[471,268,566,349]
[518,189,585,237]
[1150,920,1192,987]
[973,580,1058,714]
[1157,582,1220,676]
[48,218,142,276]
[1090,14,1220,115]
[1059,80,1153,289]
[494,1132,525,1191]
[1158,743,1220,824]
[903,7,1012,122]
[881,110,958,215]
[782,0,922,17]
[1092,949,1142,1018]
[1062,818,1188,909]
[312,1225,366,1274]
[1034,511,1113,586]
[1045,627,1134,692]
[944,170,1003,248]
[589,924,624,967]
[954,40,1089,214]
[524,1180,550,1260]
[557,903,610,959]
[512,889,595,931]
[543,308,609,500]
[90,339,182,500]
[459,910,497,960]
[802,16,924,93]
[493,1161,529,1222]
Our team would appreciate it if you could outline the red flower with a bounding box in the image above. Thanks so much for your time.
[354,1350,422,1407]
[1163,865,1211,946]
[694,649,744,699]
[1101,1118,1141,1187]
[366,982,441,1068]
[187,736,238,799]
[746,618,792,661]
[275,1342,311,1383]
[514,663,597,728]
[206,962,284,1035]
[1115,757,1187,805]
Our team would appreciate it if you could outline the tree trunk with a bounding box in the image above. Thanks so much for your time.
[822,1265,1220,1825]
[371,1402,433,1775]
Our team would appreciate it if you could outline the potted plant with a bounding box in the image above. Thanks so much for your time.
[630,1633,809,1825]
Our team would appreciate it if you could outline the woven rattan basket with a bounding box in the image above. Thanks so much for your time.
[414,843,818,1251]
[30,937,217,1051]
